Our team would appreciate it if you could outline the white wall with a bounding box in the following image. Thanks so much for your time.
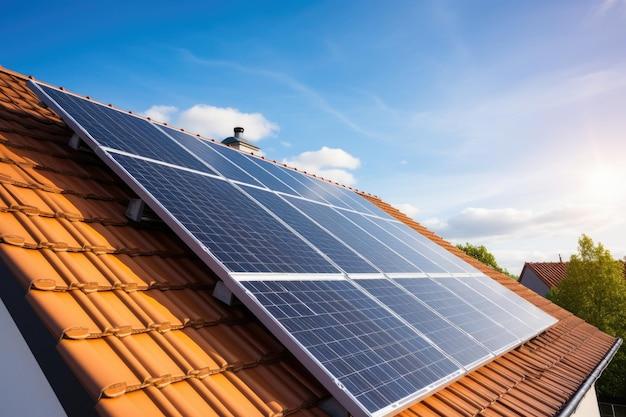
[571,383,600,417]
[0,298,67,417]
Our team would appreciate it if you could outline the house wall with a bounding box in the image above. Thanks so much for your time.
[519,269,550,297]
[571,383,601,417]
[0,258,97,417]
[0,271,66,416]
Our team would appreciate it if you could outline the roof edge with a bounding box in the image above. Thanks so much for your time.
[0,65,34,81]
[558,337,623,416]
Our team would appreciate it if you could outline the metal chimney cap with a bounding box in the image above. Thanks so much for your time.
[234,127,244,138]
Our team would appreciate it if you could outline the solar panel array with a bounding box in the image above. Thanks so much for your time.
[29,81,557,417]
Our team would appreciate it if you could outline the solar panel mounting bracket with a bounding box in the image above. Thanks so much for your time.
[68,133,92,152]
[125,198,145,222]
[212,280,235,305]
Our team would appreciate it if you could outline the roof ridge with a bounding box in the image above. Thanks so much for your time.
[0,65,35,81]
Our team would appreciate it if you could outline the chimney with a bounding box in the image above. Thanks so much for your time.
[221,127,260,154]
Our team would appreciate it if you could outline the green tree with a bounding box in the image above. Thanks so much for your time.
[456,242,517,279]
[547,234,626,399]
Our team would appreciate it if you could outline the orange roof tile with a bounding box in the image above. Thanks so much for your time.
[521,262,569,289]
[0,65,620,417]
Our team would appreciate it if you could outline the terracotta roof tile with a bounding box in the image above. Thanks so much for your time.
[522,262,569,289]
[0,65,620,417]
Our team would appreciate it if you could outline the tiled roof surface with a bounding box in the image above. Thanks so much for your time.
[0,65,619,417]
[521,262,569,289]
[520,261,626,290]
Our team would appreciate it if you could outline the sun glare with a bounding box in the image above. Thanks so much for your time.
[585,166,622,203]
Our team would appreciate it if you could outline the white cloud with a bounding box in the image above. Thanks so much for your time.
[178,105,279,141]
[143,104,279,142]
[444,207,534,237]
[428,205,623,240]
[143,105,178,124]
[283,146,361,185]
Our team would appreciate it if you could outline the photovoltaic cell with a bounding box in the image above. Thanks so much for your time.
[339,210,446,273]
[242,185,379,274]
[208,142,297,194]
[37,84,215,174]
[248,158,338,203]
[454,276,555,334]
[332,185,382,215]
[371,216,479,274]
[161,126,266,186]
[283,167,352,208]
[109,152,338,274]
[355,279,492,368]
[394,277,520,353]
[286,196,420,273]
[242,279,463,414]
[28,81,558,417]
[432,277,537,341]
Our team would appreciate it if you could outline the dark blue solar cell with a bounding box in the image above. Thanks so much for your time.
[203,143,296,194]
[37,84,214,173]
[257,159,389,215]
[286,197,420,273]
[161,127,267,186]
[283,169,352,208]
[340,210,446,273]
[356,279,492,368]
[242,186,378,273]
[394,277,520,354]
[253,162,328,200]
[109,153,338,274]
[242,279,461,414]
[331,186,384,215]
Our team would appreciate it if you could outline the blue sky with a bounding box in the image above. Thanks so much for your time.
[3,0,625,273]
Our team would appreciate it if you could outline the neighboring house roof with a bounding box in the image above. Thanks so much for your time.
[520,261,626,290]
[0,65,620,417]
[520,262,569,290]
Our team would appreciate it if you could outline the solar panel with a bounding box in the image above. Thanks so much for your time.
[364,216,472,273]
[161,126,267,187]
[240,279,463,415]
[29,80,558,417]
[36,84,217,174]
[339,210,448,273]
[285,196,420,273]
[354,278,493,368]
[242,185,379,274]
[394,277,521,354]
[108,152,339,274]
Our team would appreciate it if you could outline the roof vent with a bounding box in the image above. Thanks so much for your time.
[221,127,260,154]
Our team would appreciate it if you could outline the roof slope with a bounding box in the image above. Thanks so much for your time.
[0,65,619,417]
